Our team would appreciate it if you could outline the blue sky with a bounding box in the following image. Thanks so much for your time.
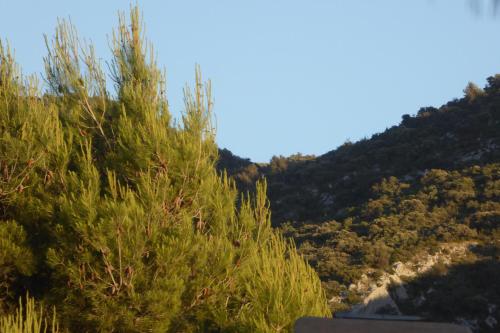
[1,1,500,162]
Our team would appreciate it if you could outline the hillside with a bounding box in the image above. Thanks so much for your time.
[219,77,500,332]
[221,78,499,225]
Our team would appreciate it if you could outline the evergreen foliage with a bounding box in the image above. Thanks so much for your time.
[463,82,484,103]
[0,7,329,332]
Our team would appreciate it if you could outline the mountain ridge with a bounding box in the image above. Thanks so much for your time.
[219,76,500,332]
[219,76,499,225]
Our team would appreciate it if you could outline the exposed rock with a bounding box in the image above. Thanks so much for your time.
[485,315,497,329]
[392,283,409,301]
[456,318,479,332]
[413,294,426,307]
[319,193,334,206]
[392,261,416,278]
[328,296,343,304]
[401,174,415,182]
[344,243,473,317]
[445,132,457,140]
[309,187,319,196]
[349,284,401,316]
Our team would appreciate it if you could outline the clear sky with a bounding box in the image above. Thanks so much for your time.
[1,1,500,162]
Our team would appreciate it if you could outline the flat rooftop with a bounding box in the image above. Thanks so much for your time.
[294,317,471,333]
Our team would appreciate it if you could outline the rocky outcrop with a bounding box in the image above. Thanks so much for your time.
[340,243,472,316]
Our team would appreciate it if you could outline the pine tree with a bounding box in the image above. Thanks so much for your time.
[463,81,484,103]
[0,7,330,332]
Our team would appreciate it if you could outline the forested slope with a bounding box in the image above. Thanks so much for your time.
[220,78,500,332]
[222,78,499,225]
